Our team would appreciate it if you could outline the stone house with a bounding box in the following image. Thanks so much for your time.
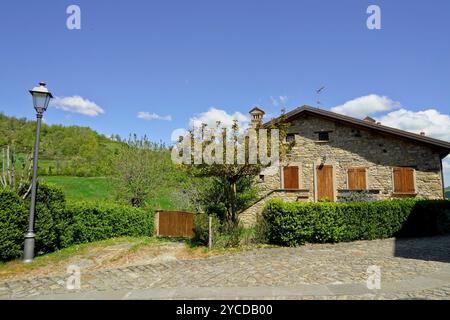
[240,105,450,226]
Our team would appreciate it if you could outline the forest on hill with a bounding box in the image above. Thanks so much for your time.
[0,113,123,176]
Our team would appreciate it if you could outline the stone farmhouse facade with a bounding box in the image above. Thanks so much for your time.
[240,105,450,226]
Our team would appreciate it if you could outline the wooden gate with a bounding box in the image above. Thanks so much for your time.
[316,165,334,201]
[155,211,194,237]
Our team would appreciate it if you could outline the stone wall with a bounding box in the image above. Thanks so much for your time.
[239,114,444,226]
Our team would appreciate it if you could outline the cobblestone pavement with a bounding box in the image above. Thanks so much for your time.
[1,235,449,300]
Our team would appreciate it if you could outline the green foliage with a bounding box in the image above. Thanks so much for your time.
[0,183,154,262]
[262,199,450,246]
[0,113,122,177]
[192,212,253,248]
[0,189,28,261]
[30,183,66,254]
[111,135,188,208]
[62,201,154,247]
[191,212,221,246]
[196,176,258,221]
[41,176,114,201]
[214,220,246,248]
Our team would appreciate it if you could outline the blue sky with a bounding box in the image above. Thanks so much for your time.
[0,0,449,185]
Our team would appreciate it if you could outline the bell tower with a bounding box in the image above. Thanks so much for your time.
[249,106,265,129]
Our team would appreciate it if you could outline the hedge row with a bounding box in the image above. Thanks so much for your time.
[261,199,450,246]
[0,184,154,261]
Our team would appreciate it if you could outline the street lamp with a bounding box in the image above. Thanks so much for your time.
[23,82,53,263]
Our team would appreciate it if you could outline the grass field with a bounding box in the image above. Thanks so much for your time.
[40,175,180,210]
[41,176,113,201]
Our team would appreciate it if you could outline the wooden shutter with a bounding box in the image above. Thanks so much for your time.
[283,166,299,189]
[348,168,367,190]
[393,167,415,193]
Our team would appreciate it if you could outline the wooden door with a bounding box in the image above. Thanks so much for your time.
[283,166,299,189]
[316,165,334,201]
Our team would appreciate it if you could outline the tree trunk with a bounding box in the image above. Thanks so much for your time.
[229,181,237,222]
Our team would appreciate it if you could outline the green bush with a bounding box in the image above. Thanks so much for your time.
[62,201,154,246]
[0,183,154,262]
[28,183,66,255]
[0,189,28,261]
[191,212,221,246]
[214,220,245,248]
[262,199,450,246]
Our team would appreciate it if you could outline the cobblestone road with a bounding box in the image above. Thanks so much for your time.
[1,235,449,300]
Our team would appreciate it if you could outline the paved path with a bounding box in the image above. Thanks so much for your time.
[1,235,449,300]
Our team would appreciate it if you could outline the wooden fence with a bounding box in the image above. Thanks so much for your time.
[155,211,194,237]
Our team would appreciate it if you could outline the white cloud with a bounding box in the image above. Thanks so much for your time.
[331,94,401,118]
[376,108,450,188]
[138,112,172,121]
[189,107,249,129]
[333,95,450,187]
[51,96,104,117]
[377,108,450,142]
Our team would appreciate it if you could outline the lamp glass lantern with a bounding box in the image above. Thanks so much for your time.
[29,82,53,113]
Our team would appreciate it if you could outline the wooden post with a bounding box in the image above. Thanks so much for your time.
[208,215,212,250]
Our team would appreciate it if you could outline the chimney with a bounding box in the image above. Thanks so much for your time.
[249,106,265,129]
[363,116,377,124]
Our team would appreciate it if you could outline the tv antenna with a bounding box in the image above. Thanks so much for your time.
[316,86,325,108]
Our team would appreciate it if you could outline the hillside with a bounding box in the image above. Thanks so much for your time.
[0,112,123,176]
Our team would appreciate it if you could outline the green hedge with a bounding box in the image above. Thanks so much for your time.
[0,184,154,262]
[62,201,154,246]
[0,189,28,261]
[262,199,450,246]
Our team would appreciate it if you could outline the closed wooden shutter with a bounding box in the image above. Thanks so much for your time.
[393,167,415,193]
[283,166,299,189]
[348,168,367,190]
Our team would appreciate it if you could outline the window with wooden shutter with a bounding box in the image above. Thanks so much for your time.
[348,168,367,190]
[393,167,415,194]
[283,166,299,189]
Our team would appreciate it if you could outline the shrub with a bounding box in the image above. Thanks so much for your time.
[191,212,221,246]
[29,183,66,255]
[262,199,450,246]
[61,201,154,247]
[214,220,245,248]
[0,189,28,261]
[338,190,377,202]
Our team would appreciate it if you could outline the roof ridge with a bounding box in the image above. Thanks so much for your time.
[263,105,450,154]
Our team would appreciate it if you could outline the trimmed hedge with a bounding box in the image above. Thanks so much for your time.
[262,199,450,246]
[0,189,28,261]
[0,184,154,262]
[62,201,154,246]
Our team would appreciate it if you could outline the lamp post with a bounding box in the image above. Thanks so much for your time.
[23,82,53,263]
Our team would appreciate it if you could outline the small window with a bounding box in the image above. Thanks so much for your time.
[259,175,265,182]
[286,134,295,143]
[393,167,415,194]
[318,132,329,141]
